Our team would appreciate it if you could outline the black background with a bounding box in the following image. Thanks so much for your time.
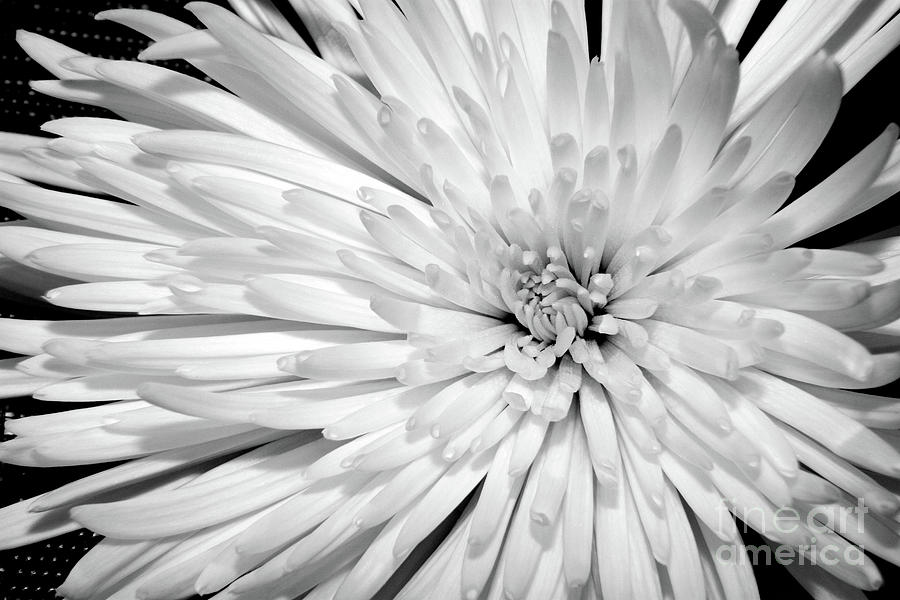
[0,0,899,598]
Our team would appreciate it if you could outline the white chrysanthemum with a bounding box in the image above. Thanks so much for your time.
[2,0,900,598]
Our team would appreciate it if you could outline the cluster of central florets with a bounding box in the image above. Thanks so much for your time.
[493,240,624,407]
[501,245,616,350]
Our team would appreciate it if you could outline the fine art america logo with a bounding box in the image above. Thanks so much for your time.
[712,498,872,567]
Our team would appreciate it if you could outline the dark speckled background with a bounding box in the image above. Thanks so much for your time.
[1,1,900,598]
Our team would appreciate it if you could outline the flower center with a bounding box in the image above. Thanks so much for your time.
[499,245,617,380]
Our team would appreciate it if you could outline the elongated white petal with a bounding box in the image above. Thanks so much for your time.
[71,435,328,538]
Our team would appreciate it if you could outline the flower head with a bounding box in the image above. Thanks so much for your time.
[2,1,900,599]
